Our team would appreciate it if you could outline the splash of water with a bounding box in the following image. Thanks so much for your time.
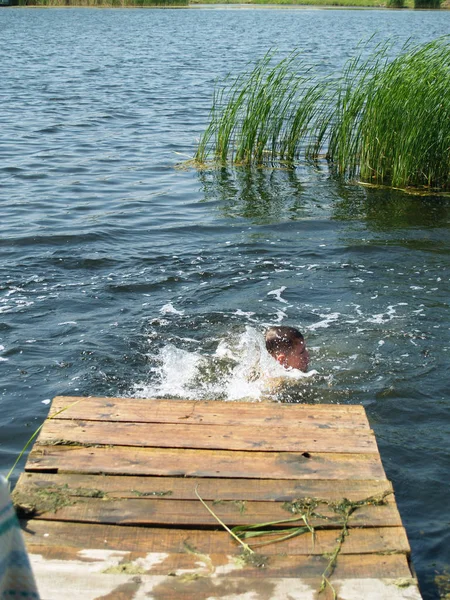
[132,326,316,402]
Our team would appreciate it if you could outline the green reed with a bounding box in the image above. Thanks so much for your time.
[355,39,450,189]
[414,0,441,7]
[196,52,325,166]
[327,38,450,190]
[196,38,450,192]
[5,398,83,482]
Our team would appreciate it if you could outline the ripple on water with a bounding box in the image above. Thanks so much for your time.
[1,9,450,599]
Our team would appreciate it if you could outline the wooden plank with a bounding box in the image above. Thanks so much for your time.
[22,519,411,556]
[26,545,421,600]
[49,396,371,429]
[26,561,422,600]
[19,396,421,599]
[14,495,401,528]
[37,419,378,454]
[25,545,415,580]
[16,472,394,501]
[25,445,387,480]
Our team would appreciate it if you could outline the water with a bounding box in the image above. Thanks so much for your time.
[1,6,450,598]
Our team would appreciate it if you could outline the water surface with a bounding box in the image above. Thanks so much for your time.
[0,7,449,598]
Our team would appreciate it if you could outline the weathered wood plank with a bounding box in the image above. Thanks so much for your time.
[22,520,411,556]
[27,543,421,600]
[15,472,394,502]
[37,419,378,454]
[26,445,387,480]
[25,545,415,580]
[18,396,421,599]
[14,494,401,528]
[50,396,371,429]
[27,562,422,600]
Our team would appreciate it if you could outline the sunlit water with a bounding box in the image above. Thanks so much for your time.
[1,7,449,598]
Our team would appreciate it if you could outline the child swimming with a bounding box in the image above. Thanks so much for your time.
[265,326,309,372]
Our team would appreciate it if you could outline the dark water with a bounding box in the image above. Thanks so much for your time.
[1,7,450,598]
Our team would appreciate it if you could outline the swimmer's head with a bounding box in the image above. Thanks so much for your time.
[265,326,309,372]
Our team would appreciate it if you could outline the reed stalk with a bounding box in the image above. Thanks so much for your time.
[6,399,83,482]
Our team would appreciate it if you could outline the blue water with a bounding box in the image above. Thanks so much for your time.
[1,7,450,598]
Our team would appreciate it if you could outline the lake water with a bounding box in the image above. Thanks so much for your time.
[1,6,449,598]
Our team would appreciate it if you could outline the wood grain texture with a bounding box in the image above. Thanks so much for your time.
[19,396,421,599]
[26,445,387,480]
[37,419,378,454]
[16,472,394,501]
[25,544,414,580]
[49,395,370,428]
[14,496,401,528]
[22,519,411,556]
[27,561,421,600]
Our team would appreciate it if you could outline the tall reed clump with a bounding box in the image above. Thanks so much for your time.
[333,38,450,190]
[414,0,441,7]
[195,38,450,192]
[195,52,329,166]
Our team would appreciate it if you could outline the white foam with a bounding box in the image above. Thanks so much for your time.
[133,326,315,402]
[367,314,385,324]
[267,286,288,304]
[233,309,256,321]
[274,309,287,323]
[159,303,184,316]
[308,312,340,330]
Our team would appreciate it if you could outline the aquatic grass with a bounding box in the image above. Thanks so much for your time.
[196,488,392,598]
[235,492,393,599]
[326,40,394,178]
[355,39,450,189]
[196,52,325,167]
[6,398,83,482]
[280,80,329,162]
[326,38,450,190]
[196,38,450,192]
[194,485,254,554]
[414,0,441,6]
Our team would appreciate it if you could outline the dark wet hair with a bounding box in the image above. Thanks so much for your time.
[265,326,304,355]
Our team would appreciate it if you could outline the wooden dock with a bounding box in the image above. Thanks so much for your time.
[14,396,422,599]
